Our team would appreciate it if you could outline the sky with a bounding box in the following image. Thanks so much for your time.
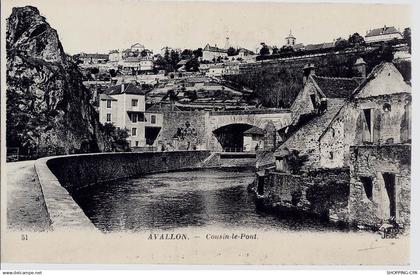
[2,0,412,55]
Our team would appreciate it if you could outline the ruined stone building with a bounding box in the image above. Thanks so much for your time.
[255,61,411,229]
[276,63,362,170]
[318,62,411,227]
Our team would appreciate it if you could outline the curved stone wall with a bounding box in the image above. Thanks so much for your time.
[35,150,211,230]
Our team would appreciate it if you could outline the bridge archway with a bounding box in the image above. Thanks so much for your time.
[212,123,254,152]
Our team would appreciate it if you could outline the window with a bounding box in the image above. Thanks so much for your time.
[362,108,374,143]
[383,103,392,112]
[106,113,111,122]
[151,115,156,124]
[135,141,139,147]
[132,99,138,107]
[132,113,137,123]
[132,128,137,136]
[310,94,316,108]
[329,152,334,159]
[107,100,112,108]
[360,177,373,201]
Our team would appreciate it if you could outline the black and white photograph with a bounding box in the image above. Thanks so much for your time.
[0,0,417,269]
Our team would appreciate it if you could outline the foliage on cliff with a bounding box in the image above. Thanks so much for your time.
[6,6,105,157]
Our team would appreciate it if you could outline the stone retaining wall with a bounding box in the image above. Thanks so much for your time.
[257,168,350,222]
[35,150,211,230]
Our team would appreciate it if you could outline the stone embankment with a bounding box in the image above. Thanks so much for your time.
[35,151,211,230]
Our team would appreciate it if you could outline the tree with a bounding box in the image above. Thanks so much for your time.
[272,46,279,55]
[185,58,200,72]
[286,149,309,175]
[348,33,365,47]
[170,50,180,68]
[227,47,237,56]
[279,46,293,54]
[259,43,270,56]
[181,49,193,60]
[193,48,203,58]
[108,69,117,77]
[140,50,148,57]
[334,38,350,50]
[403,27,411,53]
[380,43,394,62]
[102,123,130,152]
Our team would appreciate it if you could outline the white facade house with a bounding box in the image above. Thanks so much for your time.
[131,43,145,52]
[365,26,403,44]
[202,44,228,61]
[108,50,121,62]
[99,83,147,148]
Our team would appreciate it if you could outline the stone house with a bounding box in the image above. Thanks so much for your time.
[276,64,361,170]
[365,26,403,44]
[202,44,228,61]
[99,83,147,148]
[318,62,411,169]
[317,62,411,227]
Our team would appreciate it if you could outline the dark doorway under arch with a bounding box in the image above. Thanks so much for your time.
[213,124,253,152]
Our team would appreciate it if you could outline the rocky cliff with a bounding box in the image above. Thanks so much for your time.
[6,6,104,156]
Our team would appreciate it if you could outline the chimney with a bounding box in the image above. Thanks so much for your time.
[303,63,316,83]
[354,57,367,78]
[319,98,327,114]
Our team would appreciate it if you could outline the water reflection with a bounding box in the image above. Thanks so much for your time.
[72,169,348,233]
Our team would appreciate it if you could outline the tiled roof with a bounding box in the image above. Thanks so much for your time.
[177,59,189,66]
[366,26,400,37]
[311,75,360,99]
[131,43,145,48]
[99,94,117,101]
[244,126,265,135]
[238,48,254,54]
[277,98,346,153]
[105,83,146,95]
[304,42,335,51]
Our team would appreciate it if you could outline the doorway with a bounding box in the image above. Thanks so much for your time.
[383,172,396,218]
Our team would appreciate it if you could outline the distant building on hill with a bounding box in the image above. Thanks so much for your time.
[285,30,296,47]
[365,25,403,44]
[76,53,109,64]
[202,44,228,61]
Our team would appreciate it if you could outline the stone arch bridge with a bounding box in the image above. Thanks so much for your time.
[206,109,292,151]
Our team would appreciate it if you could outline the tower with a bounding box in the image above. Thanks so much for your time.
[285,30,296,47]
[225,37,230,49]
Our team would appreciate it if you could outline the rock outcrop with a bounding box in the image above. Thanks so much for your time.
[6,6,104,156]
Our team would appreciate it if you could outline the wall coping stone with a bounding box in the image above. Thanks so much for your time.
[34,150,211,231]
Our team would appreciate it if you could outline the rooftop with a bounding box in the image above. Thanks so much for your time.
[311,75,361,99]
[277,98,346,153]
[244,126,265,136]
[204,44,228,53]
[105,83,147,95]
[366,26,400,37]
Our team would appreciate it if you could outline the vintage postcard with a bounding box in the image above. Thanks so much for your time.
[0,0,415,266]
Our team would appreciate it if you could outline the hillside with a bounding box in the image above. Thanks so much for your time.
[225,46,410,108]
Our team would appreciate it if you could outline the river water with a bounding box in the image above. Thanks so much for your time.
[73,168,348,233]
